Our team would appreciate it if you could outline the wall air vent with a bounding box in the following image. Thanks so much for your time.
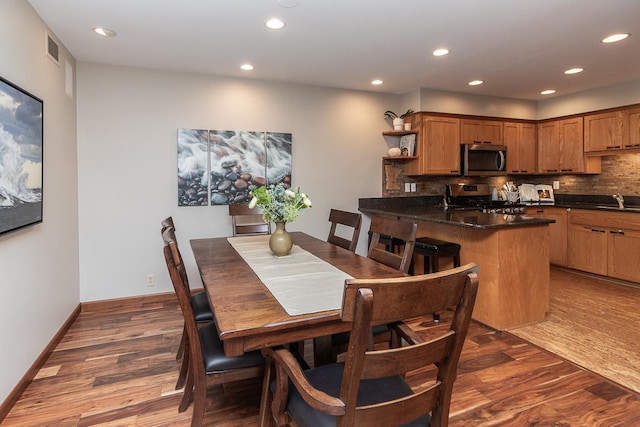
[46,30,60,67]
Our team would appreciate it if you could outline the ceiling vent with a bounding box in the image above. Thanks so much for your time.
[46,30,60,67]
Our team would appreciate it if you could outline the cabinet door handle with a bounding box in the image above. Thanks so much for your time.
[607,146,622,149]
[561,169,573,172]
[483,141,491,144]
[584,226,605,233]
[520,170,528,173]
[546,169,558,173]
[610,230,625,235]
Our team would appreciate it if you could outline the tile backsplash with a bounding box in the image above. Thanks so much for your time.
[383,153,640,198]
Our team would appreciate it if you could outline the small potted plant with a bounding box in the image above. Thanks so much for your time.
[384,109,414,130]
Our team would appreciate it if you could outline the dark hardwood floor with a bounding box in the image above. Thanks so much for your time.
[3,271,640,426]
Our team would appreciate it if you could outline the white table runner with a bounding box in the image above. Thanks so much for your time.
[227,235,353,316]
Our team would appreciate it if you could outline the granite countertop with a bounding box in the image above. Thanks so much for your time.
[359,200,553,230]
[359,194,640,230]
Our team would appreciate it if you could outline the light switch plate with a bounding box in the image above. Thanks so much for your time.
[410,183,417,192]
[404,183,411,192]
[553,180,560,190]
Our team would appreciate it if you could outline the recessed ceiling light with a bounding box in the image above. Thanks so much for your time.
[371,79,383,85]
[432,48,450,57]
[240,64,254,71]
[564,68,584,75]
[602,33,630,43]
[541,89,556,95]
[468,80,483,86]
[265,18,286,30]
[93,27,117,37]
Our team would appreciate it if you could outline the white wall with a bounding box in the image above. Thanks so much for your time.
[538,79,640,119]
[418,88,538,119]
[0,1,79,404]
[76,63,398,301]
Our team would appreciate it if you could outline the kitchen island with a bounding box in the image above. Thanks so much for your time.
[359,197,554,330]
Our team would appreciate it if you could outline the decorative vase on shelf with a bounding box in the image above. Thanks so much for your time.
[269,222,293,256]
[392,117,404,131]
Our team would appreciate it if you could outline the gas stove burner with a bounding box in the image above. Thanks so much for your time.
[446,183,526,214]
[483,205,527,214]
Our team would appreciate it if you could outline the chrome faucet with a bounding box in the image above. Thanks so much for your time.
[613,192,625,209]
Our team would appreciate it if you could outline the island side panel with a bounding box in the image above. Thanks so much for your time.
[413,221,550,330]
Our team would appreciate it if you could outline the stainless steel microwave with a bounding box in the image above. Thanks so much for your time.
[461,144,507,176]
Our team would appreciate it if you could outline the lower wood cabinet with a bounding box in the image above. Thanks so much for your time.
[568,209,640,282]
[527,207,567,266]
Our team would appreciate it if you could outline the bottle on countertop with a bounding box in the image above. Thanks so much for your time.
[491,187,498,201]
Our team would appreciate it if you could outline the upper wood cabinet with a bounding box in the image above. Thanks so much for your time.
[537,117,600,174]
[504,122,536,174]
[460,119,503,145]
[628,107,640,149]
[584,110,628,152]
[404,114,460,176]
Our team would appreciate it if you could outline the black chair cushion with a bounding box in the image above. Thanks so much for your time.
[198,323,264,373]
[414,237,461,252]
[191,291,214,322]
[286,362,431,427]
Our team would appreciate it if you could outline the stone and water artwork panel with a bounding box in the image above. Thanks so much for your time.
[177,129,292,206]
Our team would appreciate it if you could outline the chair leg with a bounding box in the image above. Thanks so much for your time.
[191,371,207,427]
[175,339,190,389]
[259,355,275,427]
[179,362,194,413]
[176,325,187,360]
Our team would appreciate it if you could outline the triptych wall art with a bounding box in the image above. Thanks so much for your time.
[177,129,292,206]
[0,76,43,235]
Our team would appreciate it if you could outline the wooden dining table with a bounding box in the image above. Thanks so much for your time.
[190,231,403,366]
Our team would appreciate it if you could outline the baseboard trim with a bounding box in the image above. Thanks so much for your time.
[80,291,177,313]
[0,303,81,422]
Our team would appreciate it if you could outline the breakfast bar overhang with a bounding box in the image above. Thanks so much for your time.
[360,198,554,330]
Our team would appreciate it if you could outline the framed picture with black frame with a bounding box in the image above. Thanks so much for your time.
[0,75,43,235]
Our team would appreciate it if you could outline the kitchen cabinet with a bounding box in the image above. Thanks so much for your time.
[404,114,460,175]
[527,207,568,266]
[628,107,640,149]
[504,121,536,174]
[460,119,503,145]
[584,110,627,152]
[537,117,601,174]
[568,209,640,282]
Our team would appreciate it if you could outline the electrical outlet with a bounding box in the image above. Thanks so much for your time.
[410,183,417,192]
[553,180,560,190]
[404,183,411,192]
[147,274,155,286]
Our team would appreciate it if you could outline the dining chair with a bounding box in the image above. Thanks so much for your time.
[327,209,362,253]
[330,216,417,361]
[367,215,417,274]
[229,203,271,236]
[162,227,265,427]
[261,263,479,427]
[160,216,214,390]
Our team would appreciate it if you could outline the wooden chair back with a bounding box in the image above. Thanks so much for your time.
[229,204,271,236]
[327,209,362,252]
[264,263,478,427]
[161,227,207,400]
[367,215,417,274]
[161,216,175,233]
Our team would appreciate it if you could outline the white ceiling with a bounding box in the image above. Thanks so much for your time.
[28,0,640,100]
